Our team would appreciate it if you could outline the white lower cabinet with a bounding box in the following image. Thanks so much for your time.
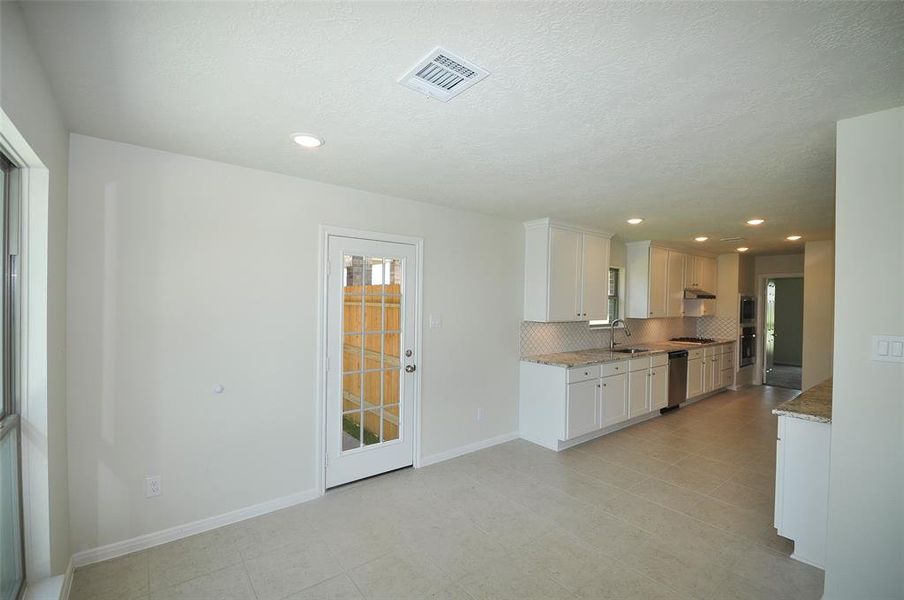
[627,369,649,419]
[687,358,704,397]
[774,415,830,568]
[520,355,665,452]
[650,365,668,410]
[687,343,735,403]
[600,372,628,427]
[566,379,600,440]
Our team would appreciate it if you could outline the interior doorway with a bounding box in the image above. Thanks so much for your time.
[763,277,804,390]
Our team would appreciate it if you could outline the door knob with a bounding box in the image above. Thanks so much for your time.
[405,365,417,373]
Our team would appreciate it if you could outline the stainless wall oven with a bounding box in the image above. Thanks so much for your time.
[740,326,756,367]
[740,295,756,324]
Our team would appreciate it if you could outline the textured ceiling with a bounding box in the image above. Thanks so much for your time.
[18,1,904,254]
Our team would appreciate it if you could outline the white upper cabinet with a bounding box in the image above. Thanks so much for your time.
[667,250,686,317]
[627,241,717,319]
[523,219,612,322]
[547,227,583,321]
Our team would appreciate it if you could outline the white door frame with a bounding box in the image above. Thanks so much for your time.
[754,272,803,386]
[315,225,424,495]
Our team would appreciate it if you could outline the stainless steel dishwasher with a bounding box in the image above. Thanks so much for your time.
[666,350,688,410]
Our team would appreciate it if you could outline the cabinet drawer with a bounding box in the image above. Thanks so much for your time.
[720,343,733,355]
[721,351,734,371]
[651,353,668,367]
[687,348,704,361]
[600,361,627,378]
[703,346,717,358]
[567,365,601,384]
[629,357,651,372]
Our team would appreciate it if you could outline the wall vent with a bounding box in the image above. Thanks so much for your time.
[398,47,490,102]
[719,236,746,243]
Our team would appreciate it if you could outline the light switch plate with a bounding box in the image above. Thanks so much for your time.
[871,335,904,363]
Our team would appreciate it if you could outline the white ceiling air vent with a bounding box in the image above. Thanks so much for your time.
[720,236,746,243]
[398,47,490,102]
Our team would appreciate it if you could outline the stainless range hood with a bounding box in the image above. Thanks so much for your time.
[684,288,717,300]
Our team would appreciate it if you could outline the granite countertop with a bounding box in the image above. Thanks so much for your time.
[772,379,832,423]
[522,339,735,368]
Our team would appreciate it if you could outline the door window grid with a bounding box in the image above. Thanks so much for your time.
[341,255,402,452]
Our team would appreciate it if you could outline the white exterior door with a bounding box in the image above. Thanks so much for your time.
[326,236,418,488]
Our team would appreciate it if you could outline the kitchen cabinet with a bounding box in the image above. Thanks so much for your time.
[667,251,686,317]
[600,372,628,427]
[627,369,648,418]
[687,357,704,397]
[684,255,717,290]
[524,219,612,322]
[648,246,669,317]
[626,241,716,319]
[650,364,668,410]
[566,379,600,440]
[690,343,735,400]
[774,413,830,568]
[520,355,664,451]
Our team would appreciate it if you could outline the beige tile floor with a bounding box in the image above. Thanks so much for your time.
[69,385,823,600]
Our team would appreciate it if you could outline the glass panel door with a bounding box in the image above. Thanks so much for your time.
[326,236,417,488]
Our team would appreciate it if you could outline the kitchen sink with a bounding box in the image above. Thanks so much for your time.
[611,348,650,354]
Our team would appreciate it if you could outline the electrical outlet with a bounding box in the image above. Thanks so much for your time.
[145,476,161,498]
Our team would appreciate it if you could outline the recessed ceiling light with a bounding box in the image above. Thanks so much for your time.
[737,247,749,252]
[786,235,802,241]
[292,133,324,149]
[746,218,765,225]
[627,218,644,225]
[694,236,708,242]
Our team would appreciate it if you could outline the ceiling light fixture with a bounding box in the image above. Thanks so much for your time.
[627,218,644,225]
[694,236,708,242]
[786,235,802,241]
[292,133,324,149]
[737,247,749,252]
[746,218,765,225]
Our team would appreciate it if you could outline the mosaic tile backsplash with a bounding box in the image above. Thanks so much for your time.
[520,318,696,357]
[695,316,739,340]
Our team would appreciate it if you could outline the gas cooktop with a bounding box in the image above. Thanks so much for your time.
[669,337,716,345]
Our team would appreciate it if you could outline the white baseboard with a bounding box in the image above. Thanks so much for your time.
[419,431,519,467]
[70,488,321,569]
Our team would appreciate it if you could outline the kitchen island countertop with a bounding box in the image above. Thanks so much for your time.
[772,378,832,424]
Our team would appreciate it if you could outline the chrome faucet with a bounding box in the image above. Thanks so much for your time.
[609,319,631,350]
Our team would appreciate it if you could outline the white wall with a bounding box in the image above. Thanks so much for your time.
[754,253,804,276]
[801,241,834,390]
[824,106,903,600]
[1,0,70,576]
[66,134,523,553]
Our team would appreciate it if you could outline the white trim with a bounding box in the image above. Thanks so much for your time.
[316,225,424,494]
[60,560,73,600]
[523,217,613,239]
[419,431,519,467]
[69,489,320,568]
[1,108,53,581]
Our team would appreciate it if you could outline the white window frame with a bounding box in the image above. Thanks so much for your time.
[589,266,625,329]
